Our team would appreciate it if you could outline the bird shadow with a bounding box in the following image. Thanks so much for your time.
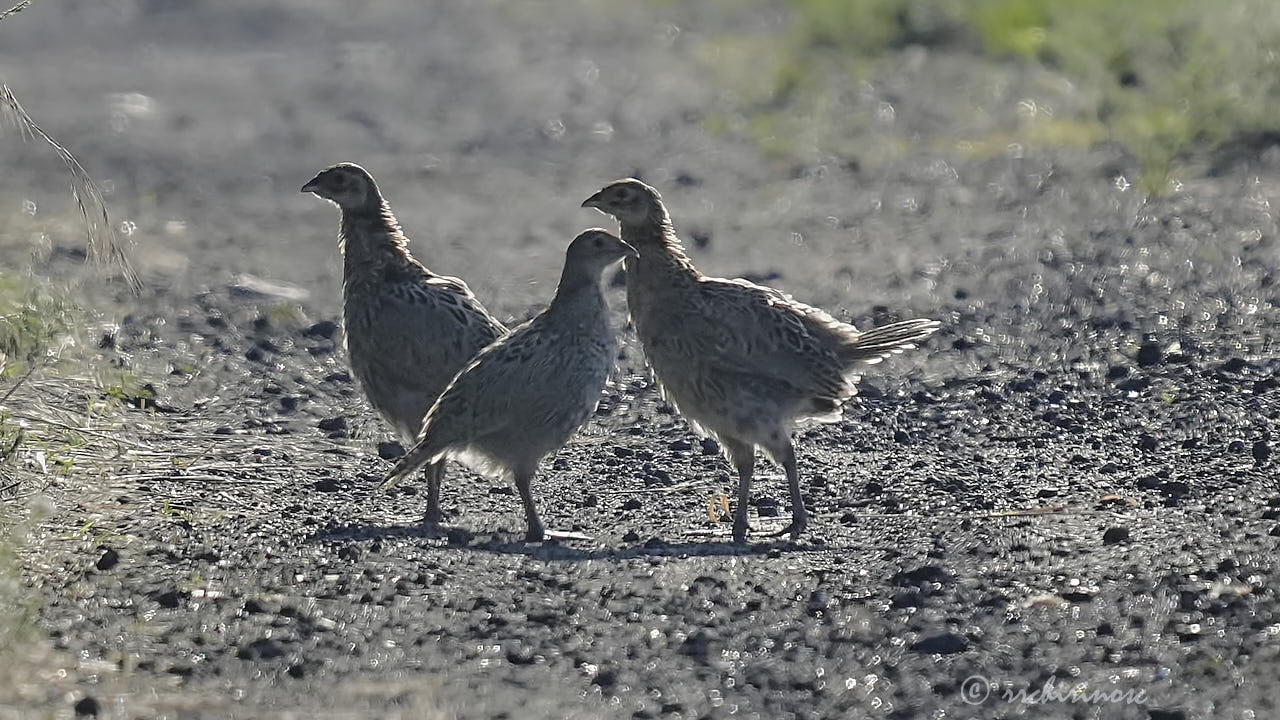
[304,520,844,561]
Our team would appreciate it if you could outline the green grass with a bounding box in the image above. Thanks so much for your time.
[707,0,1280,193]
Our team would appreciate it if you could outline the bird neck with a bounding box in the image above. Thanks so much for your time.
[547,263,607,325]
[619,211,700,279]
[339,199,411,268]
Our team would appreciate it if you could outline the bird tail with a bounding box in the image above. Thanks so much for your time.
[839,318,940,365]
[379,434,447,491]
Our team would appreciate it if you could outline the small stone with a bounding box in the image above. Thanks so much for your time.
[1160,481,1190,498]
[700,438,720,456]
[74,696,99,716]
[237,638,287,660]
[667,439,692,452]
[909,633,968,654]
[377,441,405,460]
[1253,441,1271,466]
[622,530,640,543]
[1138,434,1158,452]
[95,548,120,571]
[318,416,348,433]
[1136,341,1164,367]
[1136,475,1162,490]
[1102,527,1129,545]
[620,498,642,511]
[152,589,182,609]
[304,320,340,340]
[678,630,715,661]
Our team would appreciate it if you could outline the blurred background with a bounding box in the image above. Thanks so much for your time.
[1,0,1279,337]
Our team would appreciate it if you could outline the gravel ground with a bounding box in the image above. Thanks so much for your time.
[2,2,1280,719]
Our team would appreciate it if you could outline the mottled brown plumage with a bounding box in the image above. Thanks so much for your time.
[583,178,939,543]
[381,229,635,541]
[303,163,506,522]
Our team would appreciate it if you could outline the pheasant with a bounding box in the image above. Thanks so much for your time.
[583,178,938,543]
[380,229,636,541]
[302,163,506,523]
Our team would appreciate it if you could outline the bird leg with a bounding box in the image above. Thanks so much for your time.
[764,439,806,541]
[514,468,545,542]
[423,461,445,524]
[722,438,756,544]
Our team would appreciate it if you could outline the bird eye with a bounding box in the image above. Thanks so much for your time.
[593,236,604,248]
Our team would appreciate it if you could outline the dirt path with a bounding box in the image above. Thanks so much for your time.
[2,2,1279,719]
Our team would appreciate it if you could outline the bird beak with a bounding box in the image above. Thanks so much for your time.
[581,191,603,209]
[620,241,639,259]
[301,177,322,194]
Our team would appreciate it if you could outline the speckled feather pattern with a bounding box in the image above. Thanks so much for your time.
[340,202,506,445]
[583,178,938,541]
[383,230,629,490]
[619,212,938,447]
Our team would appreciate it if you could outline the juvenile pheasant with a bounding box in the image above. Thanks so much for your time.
[302,163,506,522]
[380,229,636,541]
[583,179,939,543]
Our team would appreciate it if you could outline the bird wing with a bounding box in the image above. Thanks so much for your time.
[354,261,507,398]
[642,276,854,399]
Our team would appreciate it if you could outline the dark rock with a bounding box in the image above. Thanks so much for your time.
[592,667,618,690]
[1138,434,1158,452]
[1253,440,1271,465]
[506,646,539,665]
[678,629,715,661]
[1148,709,1188,720]
[700,438,720,456]
[620,498,642,511]
[1136,341,1164,367]
[73,696,99,716]
[1160,481,1190,498]
[1102,527,1130,545]
[152,589,183,608]
[95,548,120,571]
[909,633,968,654]
[667,439,691,452]
[1118,376,1150,393]
[237,638,287,660]
[892,565,953,587]
[304,320,340,340]
[377,441,405,460]
[318,416,348,433]
[1221,357,1248,373]
[1136,475,1162,490]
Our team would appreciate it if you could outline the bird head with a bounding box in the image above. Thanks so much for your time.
[581,178,662,226]
[566,228,637,270]
[301,163,379,211]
